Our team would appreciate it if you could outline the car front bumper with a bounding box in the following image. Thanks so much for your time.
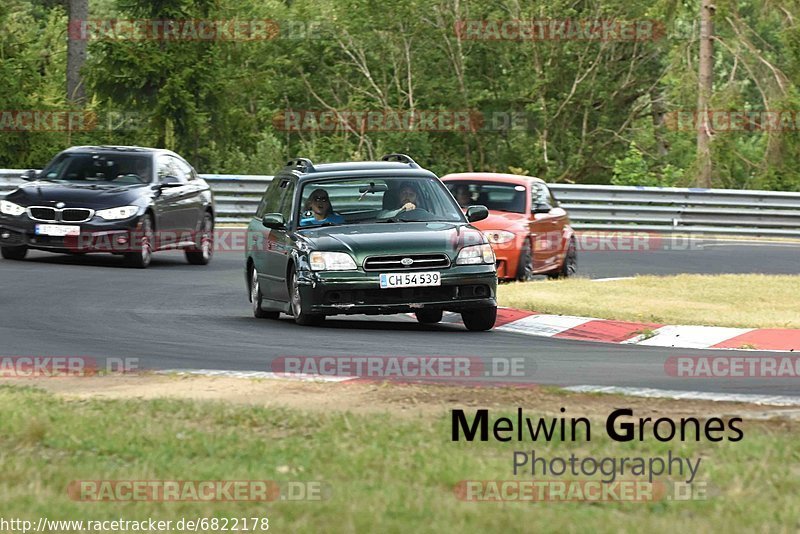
[297,265,497,316]
[0,215,143,253]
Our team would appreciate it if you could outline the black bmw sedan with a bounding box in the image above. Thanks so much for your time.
[0,145,214,268]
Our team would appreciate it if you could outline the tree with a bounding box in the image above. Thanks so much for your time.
[695,0,715,187]
[67,0,88,104]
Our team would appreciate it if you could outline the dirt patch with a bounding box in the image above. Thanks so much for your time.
[2,373,799,424]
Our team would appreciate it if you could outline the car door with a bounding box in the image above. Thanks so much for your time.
[263,177,297,302]
[153,155,183,237]
[544,185,570,266]
[173,157,207,233]
[249,176,295,301]
[530,182,560,271]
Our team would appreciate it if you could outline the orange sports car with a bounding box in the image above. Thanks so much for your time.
[441,172,576,281]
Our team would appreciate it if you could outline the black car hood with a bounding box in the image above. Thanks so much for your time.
[297,222,486,261]
[7,181,150,208]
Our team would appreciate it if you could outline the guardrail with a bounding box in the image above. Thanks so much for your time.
[3,169,800,236]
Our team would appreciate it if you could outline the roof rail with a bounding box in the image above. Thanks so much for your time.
[285,158,315,173]
[381,153,419,167]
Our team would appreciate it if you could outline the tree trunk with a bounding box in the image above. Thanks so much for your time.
[67,0,88,105]
[696,0,715,187]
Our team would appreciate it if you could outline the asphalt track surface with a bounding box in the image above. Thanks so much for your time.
[1,239,798,397]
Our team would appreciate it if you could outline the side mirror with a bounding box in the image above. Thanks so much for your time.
[262,213,286,229]
[466,205,489,223]
[21,170,39,181]
[158,176,182,188]
[533,203,552,214]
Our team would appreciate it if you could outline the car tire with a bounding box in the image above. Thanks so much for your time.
[251,266,278,319]
[290,270,324,326]
[516,239,534,282]
[124,214,153,269]
[185,212,213,265]
[461,306,497,331]
[547,237,577,279]
[415,309,443,324]
[1,245,27,260]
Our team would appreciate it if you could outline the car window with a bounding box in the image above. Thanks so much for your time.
[157,155,178,183]
[297,177,464,227]
[257,177,290,218]
[445,181,527,214]
[278,179,296,220]
[532,183,557,208]
[41,153,152,183]
[175,158,195,181]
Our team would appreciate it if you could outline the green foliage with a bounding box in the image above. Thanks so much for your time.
[611,144,682,187]
[0,0,799,190]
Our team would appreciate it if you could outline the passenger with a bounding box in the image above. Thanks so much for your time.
[300,188,344,226]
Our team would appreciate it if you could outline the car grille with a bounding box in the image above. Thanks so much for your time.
[27,206,94,223]
[363,253,450,271]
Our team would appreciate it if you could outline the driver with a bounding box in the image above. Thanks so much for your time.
[377,181,428,220]
[395,181,420,212]
[453,184,472,207]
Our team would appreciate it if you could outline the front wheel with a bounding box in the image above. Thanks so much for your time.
[547,237,577,279]
[516,240,534,281]
[185,212,214,265]
[1,246,27,260]
[461,306,497,332]
[290,270,325,326]
[124,215,153,268]
[415,309,443,324]
[251,266,278,319]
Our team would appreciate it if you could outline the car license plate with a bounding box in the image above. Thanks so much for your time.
[379,271,441,289]
[35,224,80,237]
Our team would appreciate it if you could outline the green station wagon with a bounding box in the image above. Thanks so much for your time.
[244,154,498,330]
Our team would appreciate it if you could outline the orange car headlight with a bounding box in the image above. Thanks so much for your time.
[483,230,516,244]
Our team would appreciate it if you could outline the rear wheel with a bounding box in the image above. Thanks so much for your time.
[415,309,443,324]
[461,306,497,331]
[251,266,278,319]
[124,215,153,268]
[0,246,27,260]
[185,212,213,265]
[515,240,534,281]
[290,270,325,326]
[547,237,577,279]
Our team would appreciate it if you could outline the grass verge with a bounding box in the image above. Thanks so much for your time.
[498,274,800,328]
[1,382,799,532]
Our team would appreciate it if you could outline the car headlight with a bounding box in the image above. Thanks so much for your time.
[483,230,515,244]
[456,243,495,265]
[95,206,139,220]
[0,200,26,216]
[309,251,357,271]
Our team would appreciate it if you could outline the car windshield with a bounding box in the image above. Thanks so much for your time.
[41,153,152,184]
[445,181,527,214]
[297,177,465,227]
